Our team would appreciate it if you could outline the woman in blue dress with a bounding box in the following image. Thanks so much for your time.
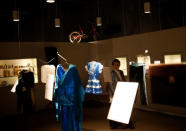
[54,64,85,131]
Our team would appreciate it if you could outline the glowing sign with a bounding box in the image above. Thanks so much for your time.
[107,82,138,124]
[45,74,55,101]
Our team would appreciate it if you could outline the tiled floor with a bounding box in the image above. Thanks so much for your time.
[1,101,186,131]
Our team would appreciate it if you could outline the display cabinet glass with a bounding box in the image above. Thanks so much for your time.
[137,55,151,69]
[0,58,38,87]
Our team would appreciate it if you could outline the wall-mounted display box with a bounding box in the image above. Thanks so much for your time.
[0,58,38,87]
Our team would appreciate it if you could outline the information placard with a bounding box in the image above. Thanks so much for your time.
[107,82,138,124]
[45,74,55,101]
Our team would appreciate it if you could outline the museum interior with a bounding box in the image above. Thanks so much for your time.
[1,0,186,131]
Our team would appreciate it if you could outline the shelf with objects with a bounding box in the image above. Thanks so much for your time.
[0,58,38,87]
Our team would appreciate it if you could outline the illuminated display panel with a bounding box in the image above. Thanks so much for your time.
[107,82,138,124]
[164,54,181,64]
[0,58,38,87]
[116,57,127,76]
[137,55,151,69]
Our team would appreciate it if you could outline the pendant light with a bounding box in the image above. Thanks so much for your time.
[54,0,61,28]
[144,1,151,14]
[55,18,60,28]
[13,10,19,22]
[96,0,102,26]
[13,0,19,22]
[96,17,102,27]
[46,0,55,3]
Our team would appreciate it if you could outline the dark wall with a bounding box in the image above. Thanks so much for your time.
[149,64,186,108]
[1,0,186,42]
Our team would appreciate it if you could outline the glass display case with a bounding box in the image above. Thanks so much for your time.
[0,58,38,87]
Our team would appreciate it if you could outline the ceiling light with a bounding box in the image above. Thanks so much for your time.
[144,2,151,14]
[96,17,102,26]
[96,0,102,26]
[55,18,60,28]
[13,10,19,22]
[46,0,55,3]
[145,49,149,54]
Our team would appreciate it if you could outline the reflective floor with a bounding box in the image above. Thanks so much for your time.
[1,101,186,131]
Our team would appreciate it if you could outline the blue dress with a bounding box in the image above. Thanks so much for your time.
[85,61,103,94]
[54,64,85,131]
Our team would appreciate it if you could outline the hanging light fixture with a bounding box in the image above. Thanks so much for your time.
[13,0,19,22]
[46,0,55,3]
[96,0,102,26]
[54,0,61,28]
[55,18,60,28]
[96,17,102,26]
[144,1,151,14]
[13,10,19,22]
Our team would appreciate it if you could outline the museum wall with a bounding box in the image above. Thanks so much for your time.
[92,26,186,78]
[91,26,186,116]
[0,42,90,117]
[0,42,47,116]
[1,26,186,117]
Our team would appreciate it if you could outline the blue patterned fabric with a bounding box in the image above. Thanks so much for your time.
[54,64,85,131]
[85,61,103,94]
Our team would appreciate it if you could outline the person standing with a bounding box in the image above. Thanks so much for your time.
[108,58,135,129]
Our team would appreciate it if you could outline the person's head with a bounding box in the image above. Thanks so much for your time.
[112,58,120,70]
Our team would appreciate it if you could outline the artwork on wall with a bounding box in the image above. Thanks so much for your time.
[0,58,38,87]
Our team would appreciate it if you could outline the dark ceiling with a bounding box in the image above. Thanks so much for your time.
[0,0,186,42]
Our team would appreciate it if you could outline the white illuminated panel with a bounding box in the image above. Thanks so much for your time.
[137,55,151,69]
[11,78,18,93]
[45,74,55,101]
[41,65,56,83]
[154,60,161,64]
[164,54,181,64]
[116,57,127,76]
[107,82,138,124]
